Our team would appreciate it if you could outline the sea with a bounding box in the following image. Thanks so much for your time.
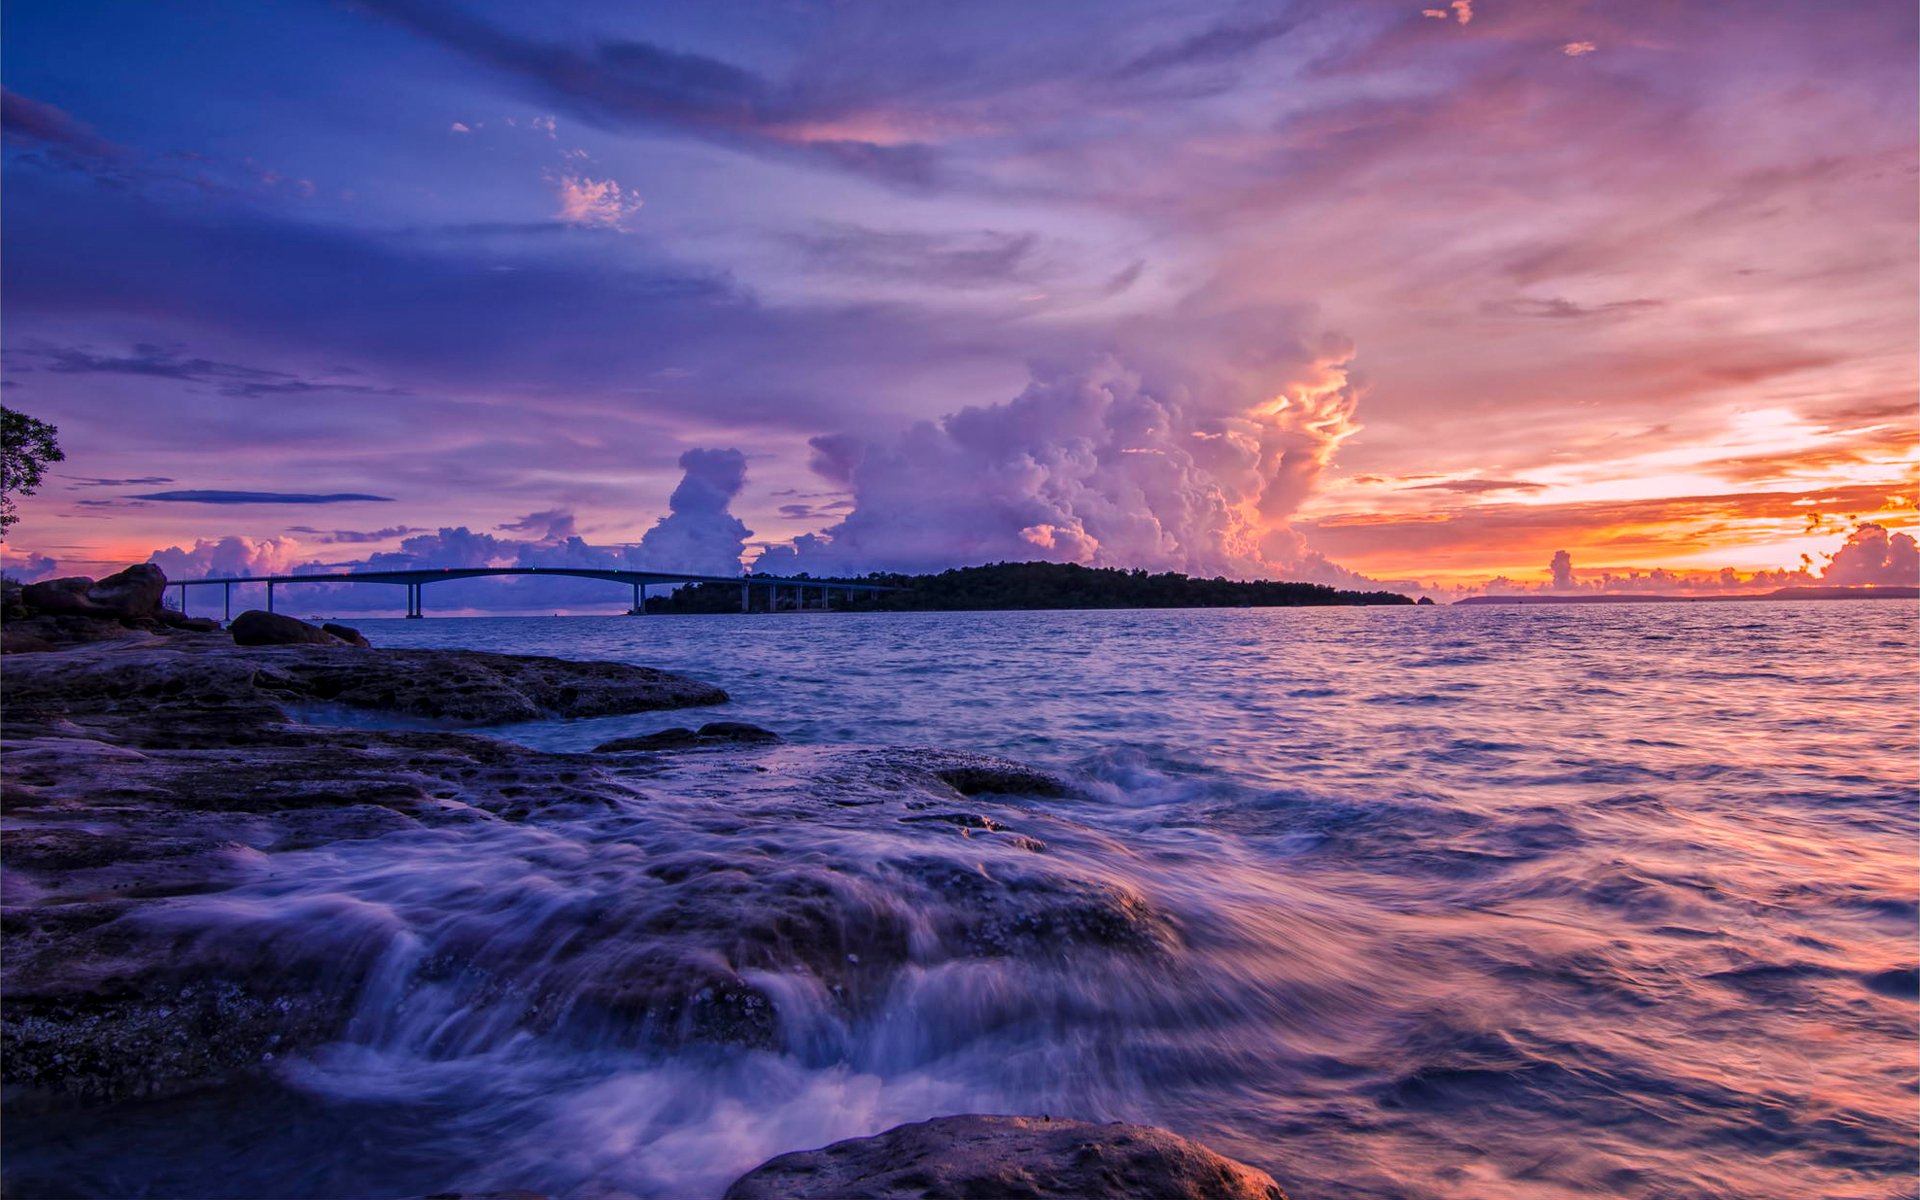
[14,601,1919,1199]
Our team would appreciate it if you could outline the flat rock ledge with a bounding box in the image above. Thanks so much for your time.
[1,635,728,731]
[724,1114,1288,1200]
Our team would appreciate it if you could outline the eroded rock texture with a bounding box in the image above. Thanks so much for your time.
[724,1114,1288,1200]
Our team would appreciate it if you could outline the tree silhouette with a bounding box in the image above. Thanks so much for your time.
[2,407,65,537]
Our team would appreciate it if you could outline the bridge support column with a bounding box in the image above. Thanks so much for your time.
[266,581,275,613]
[223,582,231,623]
[405,583,424,618]
[628,582,646,615]
[740,582,750,613]
[176,582,188,616]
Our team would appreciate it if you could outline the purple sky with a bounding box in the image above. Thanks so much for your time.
[3,0,1915,606]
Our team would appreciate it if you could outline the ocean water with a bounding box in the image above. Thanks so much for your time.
[16,602,1920,1199]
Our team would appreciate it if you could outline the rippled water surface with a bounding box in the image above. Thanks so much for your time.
[26,602,1920,1198]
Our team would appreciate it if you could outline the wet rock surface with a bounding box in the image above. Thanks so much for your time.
[1,641,1165,1108]
[595,721,784,752]
[723,1114,1288,1200]
[1,635,730,733]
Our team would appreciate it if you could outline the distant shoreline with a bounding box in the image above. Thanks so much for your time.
[1455,585,1919,605]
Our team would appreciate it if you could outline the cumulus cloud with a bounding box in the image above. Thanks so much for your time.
[1506,524,1918,598]
[1820,522,1919,586]
[141,451,759,612]
[756,330,1373,585]
[3,551,59,582]
[553,174,640,227]
[1550,549,1575,589]
[637,448,752,575]
[149,534,308,579]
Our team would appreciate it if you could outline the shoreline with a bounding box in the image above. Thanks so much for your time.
[1,576,1291,1198]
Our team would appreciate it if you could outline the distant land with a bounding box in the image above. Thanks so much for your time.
[1456,586,1919,605]
[652,562,1415,612]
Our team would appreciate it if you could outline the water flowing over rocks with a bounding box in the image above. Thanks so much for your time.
[723,1115,1288,1200]
[0,636,1197,1191]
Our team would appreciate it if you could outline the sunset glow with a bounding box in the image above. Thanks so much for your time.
[1,0,1913,597]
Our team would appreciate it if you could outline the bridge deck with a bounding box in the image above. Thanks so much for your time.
[173,566,896,619]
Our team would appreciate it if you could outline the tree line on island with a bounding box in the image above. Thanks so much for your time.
[652,561,1417,612]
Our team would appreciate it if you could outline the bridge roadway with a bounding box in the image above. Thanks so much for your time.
[173,566,896,620]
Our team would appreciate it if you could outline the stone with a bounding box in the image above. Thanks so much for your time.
[698,722,781,742]
[20,576,101,616]
[85,564,167,619]
[320,622,372,648]
[595,723,781,753]
[722,1115,1288,1200]
[230,610,343,646]
[595,727,703,752]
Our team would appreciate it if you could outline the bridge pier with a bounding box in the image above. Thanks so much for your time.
[740,582,750,613]
[223,582,231,623]
[627,581,647,615]
[266,581,275,613]
[404,582,424,618]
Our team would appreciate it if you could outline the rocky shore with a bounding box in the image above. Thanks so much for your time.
[2,569,1289,1198]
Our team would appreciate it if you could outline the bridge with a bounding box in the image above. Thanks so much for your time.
[173,567,897,620]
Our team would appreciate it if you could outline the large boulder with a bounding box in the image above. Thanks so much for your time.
[85,564,167,619]
[229,610,344,646]
[723,1115,1288,1200]
[320,622,371,648]
[19,576,100,616]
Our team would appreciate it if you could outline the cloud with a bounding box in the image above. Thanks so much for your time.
[24,343,410,399]
[1114,15,1301,79]
[637,448,752,575]
[354,0,940,187]
[1421,1,1472,25]
[2,551,59,582]
[1,88,117,159]
[284,525,424,544]
[149,534,308,580]
[786,225,1038,288]
[1481,297,1664,320]
[130,491,395,504]
[495,508,578,539]
[1405,478,1547,494]
[64,475,176,488]
[1820,522,1920,586]
[450,121,472,133]
[1488,522,1917,597]
[553,174,640,227]
[1549,549,1575,589]
[1563,42,1598,57]
[756,326,1374,585]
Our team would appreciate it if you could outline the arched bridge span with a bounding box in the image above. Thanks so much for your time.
[174,567,896,620]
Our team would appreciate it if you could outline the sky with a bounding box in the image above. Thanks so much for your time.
[3,0,1916,606]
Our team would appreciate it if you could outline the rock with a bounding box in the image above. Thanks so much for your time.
[723,1115,1288,1200]
[320,622,371,648]
[595,722,780,753]
[86,564,167,619]
[596,727,703,752]
[230,610,343,646]
[698,721,781,742]
[1417,596,1436,606]
[1,627,56,655]
[20,576,102,616]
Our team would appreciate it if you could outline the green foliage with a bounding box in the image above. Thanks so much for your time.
[648,561,1415,613]
[1,407,65,537]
